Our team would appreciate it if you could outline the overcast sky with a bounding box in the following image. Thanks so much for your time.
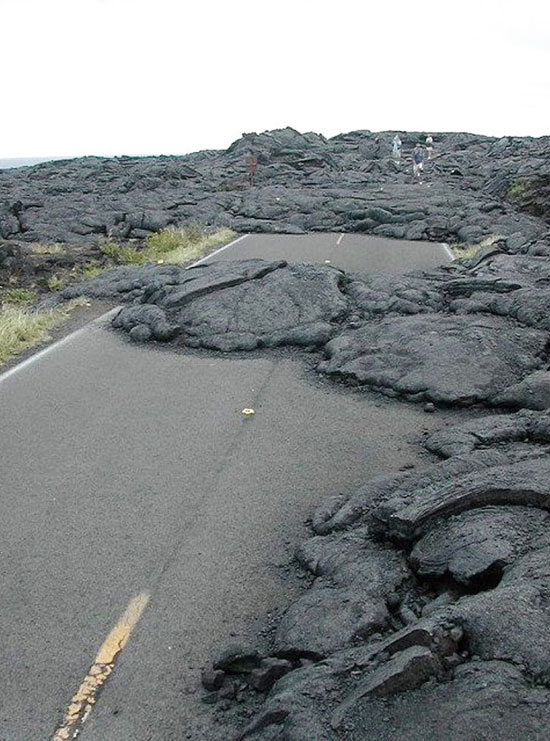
[2,0,549,158]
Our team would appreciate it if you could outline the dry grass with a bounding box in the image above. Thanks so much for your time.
[78,263,104,280]
[32,243,66,255]
[146,223,205,256]
[451,234,505,261]
[46,275,66,291]
[98,226,236,268]
[451,244,482,260]
[0,298,88,366]
[99,242,147,264]
[161,227,235,265]
[0,225,235,367]
[1,288,36,305]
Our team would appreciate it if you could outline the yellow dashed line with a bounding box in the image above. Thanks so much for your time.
[52,591,150,740]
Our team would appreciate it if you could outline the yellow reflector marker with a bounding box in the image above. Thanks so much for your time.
[241,408,255,416]
[52,591,150,740]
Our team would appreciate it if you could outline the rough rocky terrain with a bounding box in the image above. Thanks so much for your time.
[57,243,550,738]
[60,247,550,409]
[1,127,549,250]
[4,128,550,739]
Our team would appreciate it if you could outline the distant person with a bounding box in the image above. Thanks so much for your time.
[392,134,402,163]
[412,144,424,180]
[247,154,258,186]
[425,134,434,159]
[361,137,380,159]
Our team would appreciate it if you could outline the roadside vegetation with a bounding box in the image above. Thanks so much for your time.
[452,234,505,261]
[76,263,104,281]
[31,243,66,255]
[98,225,235,267]
[1,288,36,305]
[0,298,88,367]
[156,225,235,265]
[0,225,235,368]
[46,275,66,292]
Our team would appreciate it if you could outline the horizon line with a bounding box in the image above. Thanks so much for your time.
[2,127,549,163]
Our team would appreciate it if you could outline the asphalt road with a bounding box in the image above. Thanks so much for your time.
[0,234,452,740]
[204,231,453,273]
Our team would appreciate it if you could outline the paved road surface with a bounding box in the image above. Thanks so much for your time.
[209,232,452,274]
[0,234,452,740]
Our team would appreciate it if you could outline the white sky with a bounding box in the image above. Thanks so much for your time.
[2,0,549,157]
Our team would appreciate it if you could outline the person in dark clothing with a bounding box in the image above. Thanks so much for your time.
[412,144,424,179]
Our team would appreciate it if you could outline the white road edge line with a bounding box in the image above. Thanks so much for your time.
[0,233,250,385]
[440,242,455,261]
[0,308,120,385]
[192,233,249,265]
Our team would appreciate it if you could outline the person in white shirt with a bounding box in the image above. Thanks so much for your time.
[425,134,434,159]
[392,134,402,164]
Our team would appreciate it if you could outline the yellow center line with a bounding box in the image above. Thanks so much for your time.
[336,233,344,246]
[52,591,150,741]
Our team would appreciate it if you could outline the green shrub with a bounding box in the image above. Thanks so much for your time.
[46,275,66,291]
[78,263,104,280]
[1,288,36,305]
[145,223,206,256]
[145,228,186,255]
[508,181,527,198]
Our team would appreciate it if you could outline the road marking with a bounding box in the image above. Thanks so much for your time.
[336,234,344,246]
[192,233,249,265]
[0,308,120,385]
[52,591,150,741]
[440,242,455,261]
[0,234,249,385]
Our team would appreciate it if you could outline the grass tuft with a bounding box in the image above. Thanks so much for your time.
[452,245,481,260]
[1,288,36,305]
[452,234,505,261]
[508,181,527,199]
[0,299,86,366]
[32,243,66,255]
[71,262,105,282]
[98,226,236,269]
[99,242,148,265]
[80,263,104,280]
[146,226,195,255]
[160,227,235,265]
[46,275,66,291]
[145,223,207,257]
